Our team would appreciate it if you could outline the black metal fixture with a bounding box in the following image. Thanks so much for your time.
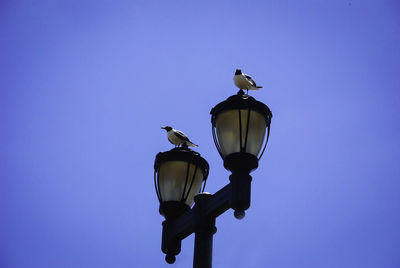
[154,147,210,220]
[210,89,272,219]
[154,89,272,267]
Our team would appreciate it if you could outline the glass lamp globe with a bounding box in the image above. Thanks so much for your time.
[210,90,272,172]
[154,147,209,219]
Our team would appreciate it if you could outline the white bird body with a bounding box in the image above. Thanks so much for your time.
[233,69,262,92]
[162,126,198,147]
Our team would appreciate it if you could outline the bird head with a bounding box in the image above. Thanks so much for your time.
[161,126,172,132]
[235,69,242,75]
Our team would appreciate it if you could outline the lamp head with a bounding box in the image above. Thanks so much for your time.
[210,91,272,168]
[154,147,210,219]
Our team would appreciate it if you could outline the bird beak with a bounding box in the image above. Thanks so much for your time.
[161,127,165,129]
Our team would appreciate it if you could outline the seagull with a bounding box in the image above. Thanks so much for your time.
[161,126,198,148]
[233,69,262,94]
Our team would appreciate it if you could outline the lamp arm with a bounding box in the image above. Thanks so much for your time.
[161,177,253,264]
[165,184,232,243]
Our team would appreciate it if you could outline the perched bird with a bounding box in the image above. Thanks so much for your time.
[161,126,198,147]
[233,69,262,94]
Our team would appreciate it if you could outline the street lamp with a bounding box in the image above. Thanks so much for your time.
[211,89,272,161]
[154,147,210,220]
[210,89,272,219]
[154,89,272,267]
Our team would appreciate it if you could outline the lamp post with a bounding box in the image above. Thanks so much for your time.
[154,89,272,267]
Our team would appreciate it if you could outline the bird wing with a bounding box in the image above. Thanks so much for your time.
[173,129,191,142]
[243,74,257,87]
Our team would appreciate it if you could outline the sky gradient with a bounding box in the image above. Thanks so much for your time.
[1,1,400,267]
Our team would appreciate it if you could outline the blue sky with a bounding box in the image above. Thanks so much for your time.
[1,1,399,267]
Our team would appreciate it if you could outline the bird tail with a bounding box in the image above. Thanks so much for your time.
[186,141,198,147]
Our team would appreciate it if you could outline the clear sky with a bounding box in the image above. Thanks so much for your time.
[1,1,399,267]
